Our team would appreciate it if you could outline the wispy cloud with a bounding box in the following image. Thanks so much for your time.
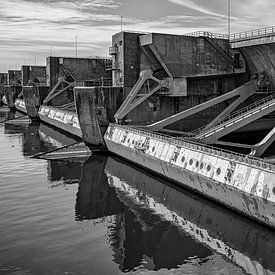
[166,0,227,18]
[0,0,273,71]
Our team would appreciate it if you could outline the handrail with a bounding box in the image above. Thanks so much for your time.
[87,56,112,60]
[230,26,275,42]
[184,26,275,42]
[110,123,275,171]
[123,30,150,35]
[193,93,275,136]
[184,31,229,40]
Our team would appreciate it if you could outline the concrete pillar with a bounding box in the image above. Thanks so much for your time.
[23,86,49,120]
[75,86,123,149]
[3,85,22,109]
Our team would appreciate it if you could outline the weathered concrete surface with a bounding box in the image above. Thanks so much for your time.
[23,86,49,120]
[111,31,246,90]
[110,31,249,128]
[46,57,111,89]
[7,70,21,85]
[240,44,275,87]
[3,86,22,109]
[75,86,123,148]
[38,105,82,138]
[21,65,47,86]
[14,99,27,113]
[104,124,275,229]
[0,73,7,106]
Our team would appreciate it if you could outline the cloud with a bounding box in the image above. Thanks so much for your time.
[0,0,274,71]
[166,0,227,18]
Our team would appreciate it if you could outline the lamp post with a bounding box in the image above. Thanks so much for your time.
[75,36,78,59]
[228,0,231,39]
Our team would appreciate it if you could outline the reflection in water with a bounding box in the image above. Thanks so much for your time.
[1,105,275,274]
[47,160,83,184]
[3,118,79,156]
[77,156,275,274]
[76,156,124,220]
[0,108,16,121]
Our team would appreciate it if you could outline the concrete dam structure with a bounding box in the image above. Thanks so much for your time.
[74,26,275,229]
[2,25,275,229]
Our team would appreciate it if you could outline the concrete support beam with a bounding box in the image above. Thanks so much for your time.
[147,82,252,131]
[23,86,49,120]
[203,82,255,131]
[148,45,173,78]
[43,78,73,104]
[197,95,275,144]
[114,70,166,122]
[250,126,275,157]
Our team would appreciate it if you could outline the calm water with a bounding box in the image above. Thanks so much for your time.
[0,106,275,275]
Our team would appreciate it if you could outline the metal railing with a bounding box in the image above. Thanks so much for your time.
[109,47,118,55]
[75,78,113,87]
[184,26,275,42]
[87,56,112,60]
[193,93,275,136]
[110,123,275,171]
[123,30,150,35]
[230,26,275,42]
[184,31,229,40]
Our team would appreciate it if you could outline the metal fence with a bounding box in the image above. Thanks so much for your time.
[184,26,275,42]
[230,26,275,41]
[184,31,229,40]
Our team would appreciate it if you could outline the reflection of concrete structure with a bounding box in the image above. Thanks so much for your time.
[103,156,275,274]
[47,160,82,182]
[75,155,123,220]
[4,120,77,156]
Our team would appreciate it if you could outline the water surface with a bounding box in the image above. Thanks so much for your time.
[0,107,274,275]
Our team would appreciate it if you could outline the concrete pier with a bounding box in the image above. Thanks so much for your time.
[23,86,49,120]
[3,85,22,109]
[75,86,123,148]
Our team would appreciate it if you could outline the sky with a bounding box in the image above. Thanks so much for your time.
[0,0,274,72]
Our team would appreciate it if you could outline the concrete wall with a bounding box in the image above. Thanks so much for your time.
[111,32,124,87]
[46,57,111,88]
[124,73,250,128]
[109,31,249,129]
[22,65,47,86]
[144,33,233,77]
[0,73,7,85]
[123,32,142,89]
[111,32,142,90]
[111,31,245,92]
[240,44,275,88]
[7,70,21,85]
